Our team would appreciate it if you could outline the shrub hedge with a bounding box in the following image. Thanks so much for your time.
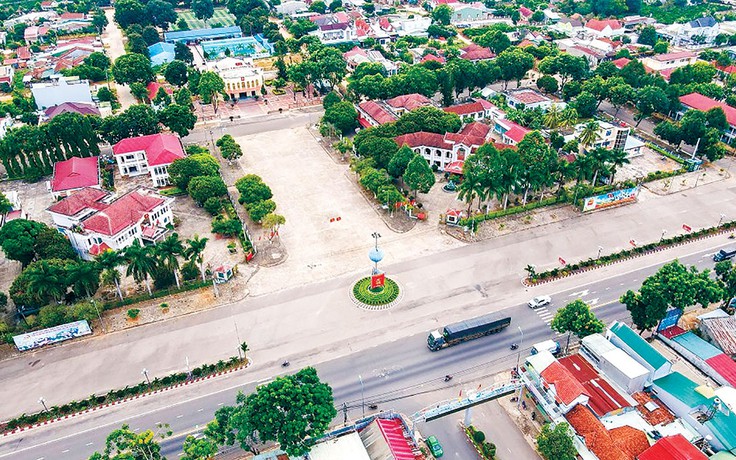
[2,355,244,432]
[103,279,209,310]
[352,277,400,306]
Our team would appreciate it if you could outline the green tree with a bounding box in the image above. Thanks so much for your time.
[89,423,171,460]
[621,261,723,333]
[188,175,228,205]
[225,367,336,456]
[322,91,341,110]
[571,91,597,119]
[537,423,577,460]
[638,26,658,46]
[192,0,215,24]
[458,153,486,214]
[538,53,589,91]
[146,0,177,29]
[262,213,286,240]
[112,53,154,85]
[634,85,669,126]
[0,219,47,266]
[516,131,557,203]
[537,75,559,95]
[551,299,605,341]
[100,104,161,144]
[175,87,194,108]
[211,217,243,236]
[404,154,435,195]
[92,8,109,34]
[159,104,197,137]
[322,100,358,134]
[127,33,149,57]
[235,174,273,204]
[356,136,398,170]
[97,87,117,103]
[182,435,218,460]
[23,259,69,303]
[496,48,535,89]
[185,235,209,282]
[198,71,226,111]
[608,83,632,117]
[168,154,220,190]
[475,30,511,54]
[309,0,327,13]
[66,260,102,299]
[247,199,276,222]
[141,26,161,46]
[432,4,452,25]
[652,40,669,54]
[153,87,172,107]
[96,249,125,301]
[578,120,601,151]
[706,107,728,132]
[0,191,12,214]
[175,42,194,64]
[124,240,157,296]
[156,233,184,289]
[387,145,414,178]
[164,60,189,87]
[130,82,149,102]
[114,0,146,29]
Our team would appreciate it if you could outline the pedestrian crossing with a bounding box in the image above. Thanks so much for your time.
[533,306,564,337]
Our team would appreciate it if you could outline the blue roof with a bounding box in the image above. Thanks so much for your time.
[164,26,242,42]
[672,332,723,360]
[705,410,736,451]
[652,372,709,408]
[148,42,175,56]
[609,322,669,369]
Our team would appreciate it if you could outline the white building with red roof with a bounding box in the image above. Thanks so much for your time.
[507,88,555,110]
[584,19,623,38]
[48,156,100,199]
[394,122,511,170]
[47,187,174,260]
[443,98,496,121]
[678,92,736,143]
[356,94,434,127]
[113,133,186,187]
[642,50,697,72]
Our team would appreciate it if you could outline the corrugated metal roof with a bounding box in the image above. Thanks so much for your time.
[702,316,736,355]
[705,354,736,387]
[672,332,723,359]
[609,322,668,369]
[652,372,709,408]
[705,410,736,452]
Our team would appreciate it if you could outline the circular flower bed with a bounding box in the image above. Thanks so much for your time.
[352,277,400,306]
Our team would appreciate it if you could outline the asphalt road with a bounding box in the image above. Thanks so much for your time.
[1,244,727,460]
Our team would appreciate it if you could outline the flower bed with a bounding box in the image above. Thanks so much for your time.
[352,277,400,306]
[1,356,246,433]
[463,424,497,459]
[526,220,736,285]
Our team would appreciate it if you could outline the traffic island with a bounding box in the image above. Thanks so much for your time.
[350,276,403,311]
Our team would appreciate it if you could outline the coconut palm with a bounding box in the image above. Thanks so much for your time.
[457,155,486,215]
[156,233,185,289]
[124,240,157,296]
[554,158,576,192]
[606,149,630,184]
[578,120,601,151]
[66,261,102,299]
[185,235,209,282]
[559,107,579,130]
[588,147,612,186]
[543,104,563,130]
[574,153,597,185]
[96,249,124,301]
[25,260,67,304]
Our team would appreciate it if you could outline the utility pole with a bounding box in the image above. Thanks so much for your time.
[358,374,365,417]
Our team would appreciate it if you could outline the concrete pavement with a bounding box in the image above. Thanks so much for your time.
[101,8,136,110]
[0,244,725,460]
[0,169,734,420]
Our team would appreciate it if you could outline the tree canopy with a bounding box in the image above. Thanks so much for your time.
[537,423,577,460]
[550,299,605,339]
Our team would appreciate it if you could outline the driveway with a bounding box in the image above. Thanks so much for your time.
[101,8,136,110]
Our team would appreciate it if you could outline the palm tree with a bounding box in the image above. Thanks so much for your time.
[185,235,209,282]
[588,147,612,186]
[543,104,562,130]
[559,107,579,130]
[606,149,630,185]
[96,250,124,301]
[578,121,601,151]
[574,153,596,185]
[25,260,67,304]
[156,233,185,289]
[124,240,157,296]
[457,159,485,216]
[67,261,102,299]
[554,158,576,193]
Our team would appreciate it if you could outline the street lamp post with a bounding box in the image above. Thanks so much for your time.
[515,326,524,375]
[719,214,726,227]
[358,374,365,417]
[38,397,48,412]
[142,368,151,385]
[660,229,667,242]
[597,246,603,259]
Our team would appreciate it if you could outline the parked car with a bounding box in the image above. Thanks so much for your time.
[528,295,552,309]
[426,435,444,458]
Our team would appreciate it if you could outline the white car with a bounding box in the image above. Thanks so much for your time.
[528,295,552,309]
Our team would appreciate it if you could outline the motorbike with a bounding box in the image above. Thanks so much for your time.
[282,361,290,367]
[510,343,519,350]
[368,404,378,410]
[444,375,453,382]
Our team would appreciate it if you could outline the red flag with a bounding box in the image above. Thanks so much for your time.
[682,224,692,232]
[371,273,385,290]
[558,257,566,265]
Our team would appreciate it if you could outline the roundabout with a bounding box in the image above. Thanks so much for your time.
[349,276,403,311]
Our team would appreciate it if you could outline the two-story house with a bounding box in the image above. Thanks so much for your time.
[506,89,556,110]
[112,133,186,187]
[47,156,101,199]
[47,187,174,260]
[661,16,719,47]
[584,19,624,38]
[678,92,736,144]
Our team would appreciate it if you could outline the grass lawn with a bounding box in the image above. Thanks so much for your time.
[170,8,237,31]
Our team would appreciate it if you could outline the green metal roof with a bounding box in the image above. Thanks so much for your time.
[710,451,736,459]
[609,322,668,369]
[705,411,736,453]
[652,372,709,408]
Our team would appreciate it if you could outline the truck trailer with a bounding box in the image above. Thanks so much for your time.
[427,313,512,351]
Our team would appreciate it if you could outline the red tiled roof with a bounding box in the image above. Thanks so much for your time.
[659,68,674,81]
[519,6,532,17]
[395,131,448,150]
[83,190,165,236]
[460,44,495,61]
[344,45,367,60]
[375,418,416,460]
[502,121,531,143]
[385,93,432,111]
[421,53,446,64]
[50,156,99,192]
[45,101,100,120]
[540,361,588,406]
[631,392,676,425]
[638,434,707,460]
[566,405,630,460]
[609,425,650,458]
[717,64,736,74]
[358,101,397,125]
[586,19,623,32]
[518,39,535,47]
[651,51,696,62]
[559,355,630,417]
[88,242,111,256]
[443,99,492,116]
[60,12,85,20]
[113,134,185,167]
[16,47,31,60]
[612,57,631,69]
[705,353,736,387]
[147,81,173,101]
[509,89,550,105]
[679,93,736,127]
[48,187,109,216]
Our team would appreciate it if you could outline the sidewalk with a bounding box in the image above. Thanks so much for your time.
[0,173,735,419]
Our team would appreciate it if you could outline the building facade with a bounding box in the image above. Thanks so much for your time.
[112,134,186,187]
[208,57,264,100]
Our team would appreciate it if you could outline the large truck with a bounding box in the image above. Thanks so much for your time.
[427,313,512,351]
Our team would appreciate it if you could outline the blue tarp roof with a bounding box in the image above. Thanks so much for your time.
[148,42,175,56]
[164,26,242,42]
[672,331,723,360]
